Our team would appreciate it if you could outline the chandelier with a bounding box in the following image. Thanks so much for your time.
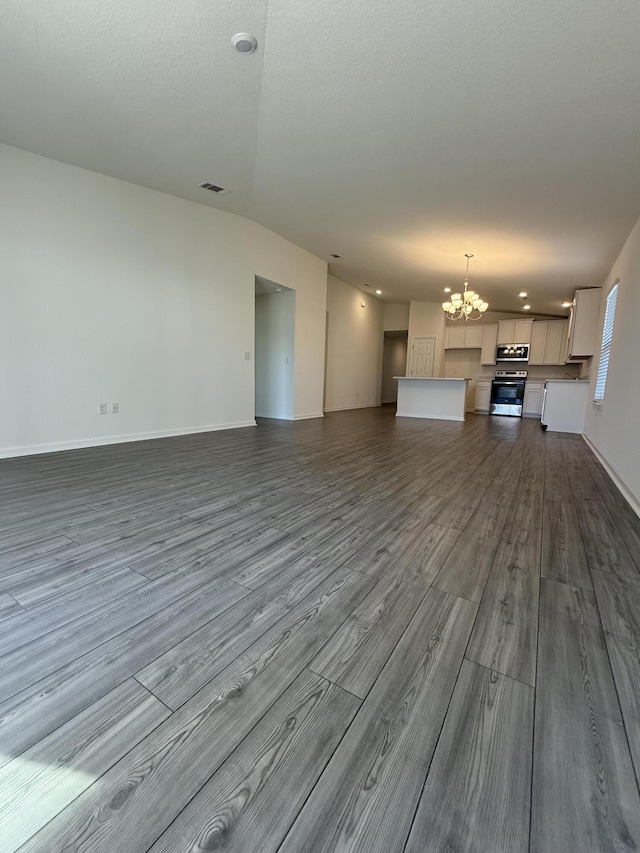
[442,254,489,321]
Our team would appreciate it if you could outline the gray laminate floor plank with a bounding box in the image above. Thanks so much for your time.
[0,593,23,622]
[0,576,246,763]
[541,499,592,590]
[278,589,477,853]
[135,552,340,708]
[0,679,169,852]
[405,659,533,853]
[309,529,457,697]
[432,532,500,602]
[576,498,640,579]
[531,578,640,852]
[0,563,247,700]
[0,567,147,657]
[18,568,373,853]
[147,670,360,853]
[466,523,541,685]
[591,569,640,782]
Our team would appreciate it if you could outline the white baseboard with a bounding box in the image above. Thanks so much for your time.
[323,403,381,413]
[582,433,640,519]
[395,412,465,422]
[255,413,294,420]
[293,412,325,421]
[0,420,257,460]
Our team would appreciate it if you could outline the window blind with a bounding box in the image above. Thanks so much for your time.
[594,282,618,401]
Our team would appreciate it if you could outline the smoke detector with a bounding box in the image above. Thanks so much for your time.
[231,33,258,54]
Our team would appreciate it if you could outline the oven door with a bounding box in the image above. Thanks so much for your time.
[490,380,525,417]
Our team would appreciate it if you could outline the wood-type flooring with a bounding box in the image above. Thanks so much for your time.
[1,406,640,852]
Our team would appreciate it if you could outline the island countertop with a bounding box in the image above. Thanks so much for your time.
[393,376,469,381]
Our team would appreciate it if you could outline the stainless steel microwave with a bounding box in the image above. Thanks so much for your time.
[496,343,530,362]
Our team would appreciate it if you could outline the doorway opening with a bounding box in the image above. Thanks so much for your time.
[381,331,408,404]
[255,277,295,420]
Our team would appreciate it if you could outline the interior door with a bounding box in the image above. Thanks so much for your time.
[409,336,435,376]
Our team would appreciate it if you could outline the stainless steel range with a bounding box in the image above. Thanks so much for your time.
[490,370,527,417]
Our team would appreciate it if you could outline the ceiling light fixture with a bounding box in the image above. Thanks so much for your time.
[523,304,531,310]
[442,254,488,321]
[519,292,527,298]
[231,33,258,53]
[375,289,382,295]
[444,287,451,293]
[562,301,572,308]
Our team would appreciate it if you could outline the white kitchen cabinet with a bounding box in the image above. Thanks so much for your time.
[529,320,568,365]
[497,318,533,344]
[523,382,544,417]
[464,325,483,349]
[444,326,467,349]
[444,325,483,349]
[541,380,590,432]
[481,324,498,365]
[475,380,492,412]
[566,288,601,360]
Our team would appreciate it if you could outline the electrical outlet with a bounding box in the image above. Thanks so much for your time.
[98,402,108,415]
[244,351,251,361]
[112,402,119,414]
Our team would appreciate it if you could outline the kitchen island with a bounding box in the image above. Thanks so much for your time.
[395,376,469,421]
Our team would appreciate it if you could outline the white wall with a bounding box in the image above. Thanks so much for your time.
[247,223,327,421]
[324,275,384,411]
[384,302,410,331]
[406,301,446,376]
[255,291,295,419]
[0,143,327,456]
[381,336,407,404]
[583,214,640,513]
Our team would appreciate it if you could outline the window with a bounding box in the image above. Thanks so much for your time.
[594,281,619,401]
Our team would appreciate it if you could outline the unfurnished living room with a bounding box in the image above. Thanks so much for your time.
[2,2,640,852]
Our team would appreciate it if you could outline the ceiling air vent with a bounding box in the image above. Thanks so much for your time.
[199,182,231,195]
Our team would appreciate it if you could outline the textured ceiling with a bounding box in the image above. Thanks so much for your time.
[2,0,640,314]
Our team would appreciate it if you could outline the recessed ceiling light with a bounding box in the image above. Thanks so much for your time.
[562,301,572,308]
[330,254,341,259]
[444,287,451,293]
[231,33,258,53]
[523,304,531,310]
[519,292,527,298]
[375,289,382,295]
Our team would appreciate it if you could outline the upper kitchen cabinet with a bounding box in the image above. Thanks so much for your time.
[444,326,467,349]
[566,288,601,360]
[480,324,498,364]
[444,325,482,349]
[497,318,533,344]
[464,325,483,349]
[529,320,568,365]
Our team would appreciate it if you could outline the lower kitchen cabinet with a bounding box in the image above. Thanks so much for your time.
[475,380,492,413]
[523,382,544,417]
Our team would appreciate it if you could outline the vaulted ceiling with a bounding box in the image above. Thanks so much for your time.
[2,0,640,314]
